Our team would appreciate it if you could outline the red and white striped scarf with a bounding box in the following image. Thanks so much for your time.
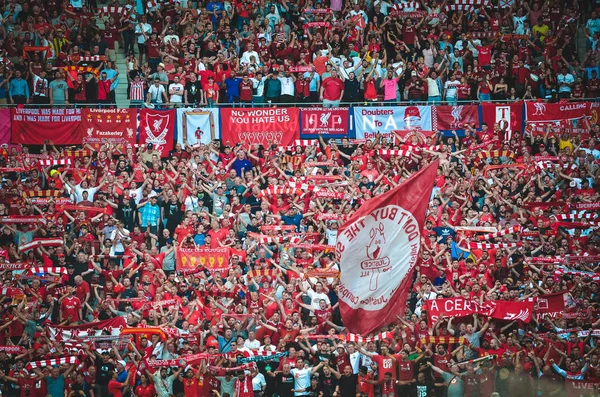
[444,4,473,11]
[18,238,63,252]
[30,267,68,275]
[554,267,600,281]
[99,6,130,16]
[345,331,395,343]
[377,149,416,157]
[553,213,598,221]
[392,1,420,10]
[535,161,578,171]
[258,187,298,197]
[27,356,79,370]
[247,232,289,244]
[39,158,71,167]
[469,242,522,250]
[295,139,318,147]
[476,225,522,241]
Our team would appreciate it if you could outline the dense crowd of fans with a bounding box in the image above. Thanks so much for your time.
[0,0,599,106]
[1,0,600,397]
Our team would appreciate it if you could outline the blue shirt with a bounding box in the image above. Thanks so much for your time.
[281,214,303,231]
[231,158,252,176]
[194,233,205,246]
[9,78,29,98]
[46,375,65,397]
[303,72,320,92]
[101,68,119,91]
[224,77,242,98]
[206,1,224,24]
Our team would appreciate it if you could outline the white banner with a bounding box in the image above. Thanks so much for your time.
[176,108,220,147]
[353,106,433,140]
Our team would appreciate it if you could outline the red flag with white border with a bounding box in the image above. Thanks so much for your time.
[335,160,438,335]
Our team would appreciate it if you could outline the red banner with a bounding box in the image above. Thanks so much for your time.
[176,247,230,272]
[220,108,300,146]
[525,101,590,122]
[426,297,534,324]
[80,109,137,149]
[11,108,82,145]
[138,109,175,156]
[0,109,10,146]
[300,107,348,135]
[433,105,480,130]
[481,102,523,139]
[336,160,438,335]
[534,292,576,320]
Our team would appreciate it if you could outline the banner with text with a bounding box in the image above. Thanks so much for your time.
[138,109,176,156]
[11,108,82,145]
[481,101,523,141]
[525,102,590,123]
[0,109,10,146]
[80,109,137,150]
[177,247,230,272]
[220,108,299,146]
[176,108,220,147]
[353,106,433,140]
[300,107,349,137]
[426,297,534,324]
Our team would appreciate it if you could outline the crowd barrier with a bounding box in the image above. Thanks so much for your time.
[2,101,599,154]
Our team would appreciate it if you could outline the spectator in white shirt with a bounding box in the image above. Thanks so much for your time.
[168,76,184,105]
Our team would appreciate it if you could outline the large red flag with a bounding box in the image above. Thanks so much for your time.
[336,160,438,335]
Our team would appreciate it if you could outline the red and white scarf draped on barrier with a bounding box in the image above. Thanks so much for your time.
[476,225,522,241]
[38,158,71,166]
[30,267,67,275]
[469,242,522,249]
[18,238,63,252]
[27,356,79,370]
[345,331,395,343]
